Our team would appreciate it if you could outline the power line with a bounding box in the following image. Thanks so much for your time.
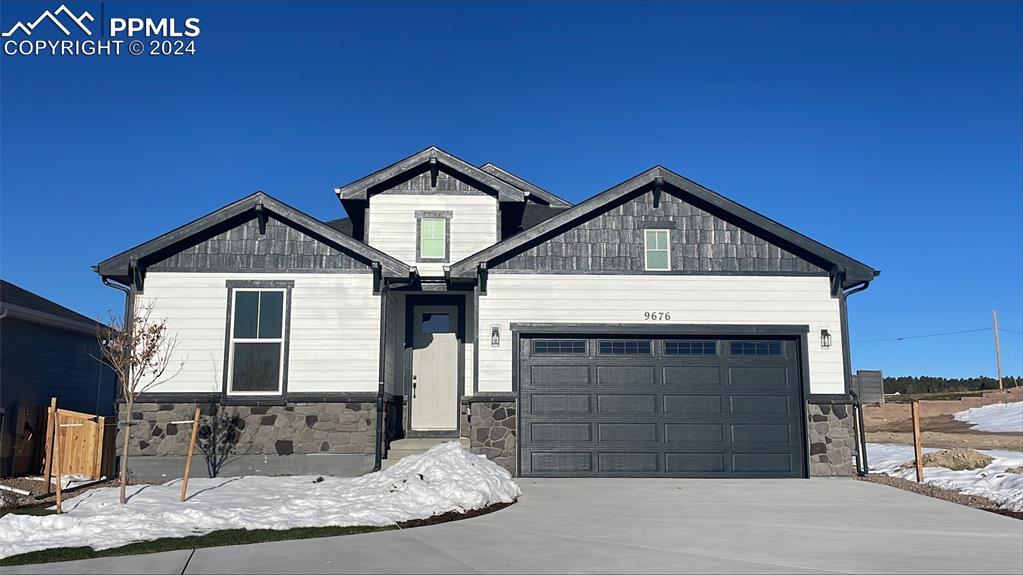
[853,327,992,344]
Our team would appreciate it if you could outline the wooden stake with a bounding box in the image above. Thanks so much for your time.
[911,401,923,483]
[54,414,63,513]
[180,407,201,502]
[993,309,1004,392]
[42,397,57,494]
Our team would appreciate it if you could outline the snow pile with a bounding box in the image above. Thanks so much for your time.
[868,443,1023,511]
[953,401,1023,433]
[0,442,520,559]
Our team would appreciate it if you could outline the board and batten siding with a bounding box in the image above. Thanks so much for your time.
[136,272,381,394]
[477,274,845,395]
[367,195,498,277]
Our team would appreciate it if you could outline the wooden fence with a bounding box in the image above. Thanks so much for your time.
[43,406,116,480]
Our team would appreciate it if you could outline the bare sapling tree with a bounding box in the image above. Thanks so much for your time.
[96,300,184,504]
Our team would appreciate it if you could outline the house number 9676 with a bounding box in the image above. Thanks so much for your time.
[644,312,671,321]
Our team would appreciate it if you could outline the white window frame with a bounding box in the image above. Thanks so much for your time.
[644,229,671,271]
[227,288,287,396]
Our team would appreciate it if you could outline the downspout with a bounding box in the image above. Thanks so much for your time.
[373,279,389,472]
[101,276,132,414]
[842,280,872,476]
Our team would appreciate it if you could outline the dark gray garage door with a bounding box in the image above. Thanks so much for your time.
[518,335,806,478]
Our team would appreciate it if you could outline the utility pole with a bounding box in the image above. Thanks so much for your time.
[993,309,1004,392]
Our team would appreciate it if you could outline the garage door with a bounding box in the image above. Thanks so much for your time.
[518,335,806,478]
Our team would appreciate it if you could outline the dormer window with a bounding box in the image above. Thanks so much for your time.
[416,210,451,262]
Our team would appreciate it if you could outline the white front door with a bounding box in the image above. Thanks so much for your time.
[410,305,459,431]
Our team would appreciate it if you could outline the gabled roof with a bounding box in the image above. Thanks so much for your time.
[479,163,572,207]
[95,192,412,281]
[1,278,101,327]
[449,166,879,288]
[335,146,525,203]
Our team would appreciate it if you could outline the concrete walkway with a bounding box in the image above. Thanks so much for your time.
[6,479,1022,574]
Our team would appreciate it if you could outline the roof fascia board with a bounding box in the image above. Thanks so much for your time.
[1,303,101,335]
[450,167,877,286]
[479,163,572,207]
[96,193,411,279]
[335,147,524,203]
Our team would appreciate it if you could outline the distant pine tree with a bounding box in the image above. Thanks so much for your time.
[883,375,1022,395]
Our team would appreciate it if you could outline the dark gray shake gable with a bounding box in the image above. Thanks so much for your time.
[448,166,878,290]
[94,146,878,480]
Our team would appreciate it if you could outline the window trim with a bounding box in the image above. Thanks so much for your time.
[644,229,671,271]
[416,210,452,263]
[223,280,293,397]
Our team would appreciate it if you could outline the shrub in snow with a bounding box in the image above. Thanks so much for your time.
[0,442,520,560]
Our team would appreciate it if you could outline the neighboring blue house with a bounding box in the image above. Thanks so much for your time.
[0,280,117,476]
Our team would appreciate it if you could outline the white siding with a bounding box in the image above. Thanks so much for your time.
[136,272,380,394]
[366,195,498,277]
[477,274,845,395]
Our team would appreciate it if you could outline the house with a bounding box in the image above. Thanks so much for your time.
[0,280,117,476]
[94,146,878,479]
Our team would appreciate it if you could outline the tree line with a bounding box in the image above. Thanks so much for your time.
[883,375,1022,395]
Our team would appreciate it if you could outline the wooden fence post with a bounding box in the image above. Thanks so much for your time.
[54,413,63,514]
[911,401,923,482]
[180,407,201,502]
[42,397,57,494]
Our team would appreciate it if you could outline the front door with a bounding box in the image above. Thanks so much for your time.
[410,305,459,431]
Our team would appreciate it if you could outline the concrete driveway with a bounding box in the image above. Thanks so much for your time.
[6,479,1022,574]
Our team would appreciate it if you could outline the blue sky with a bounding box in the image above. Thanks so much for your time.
[1,0,1020,377]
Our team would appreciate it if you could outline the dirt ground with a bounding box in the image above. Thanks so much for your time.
[859,474,1022,520]
[0,477,130,512]
[865,410,1023,451]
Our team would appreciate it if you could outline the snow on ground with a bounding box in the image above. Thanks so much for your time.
[0,442,520,559]
[953,401,1023,433]
[868,443,1023,511]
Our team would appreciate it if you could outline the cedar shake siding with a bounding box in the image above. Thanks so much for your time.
[149,216,369,273]
[492,188,828,275]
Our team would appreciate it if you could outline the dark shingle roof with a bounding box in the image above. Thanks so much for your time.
[1,280,100,327]
[325,217,354,237]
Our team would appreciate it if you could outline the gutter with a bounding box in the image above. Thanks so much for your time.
[843,279,872,476]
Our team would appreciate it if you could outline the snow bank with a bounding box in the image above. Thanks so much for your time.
[953,401,1023,433]
[868,443,1023,511]
[0,442,520,559]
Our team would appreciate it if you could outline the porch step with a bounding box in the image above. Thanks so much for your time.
[381,437,469,470]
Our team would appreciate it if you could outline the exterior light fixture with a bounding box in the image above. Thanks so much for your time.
[821,329,832,349]
[491,326,500,347]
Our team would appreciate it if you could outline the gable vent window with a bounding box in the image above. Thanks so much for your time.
[644,229,671,271]
[416,211,451,263]
[664,341,717,356]
[729,341,782,356]
[533,339,587,355]
[228,289,287,394]
[598,340,652,355]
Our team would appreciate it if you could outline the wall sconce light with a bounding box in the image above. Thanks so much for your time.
[491,326,500,347]
[820,329,832,349]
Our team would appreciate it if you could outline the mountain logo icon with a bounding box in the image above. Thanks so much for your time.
[2,4,94,37]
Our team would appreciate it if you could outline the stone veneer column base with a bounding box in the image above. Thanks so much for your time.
[467,401,517,475]
[806,402,856,477]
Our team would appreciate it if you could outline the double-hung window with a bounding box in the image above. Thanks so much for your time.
[228,289,286,394]
[644,229,671,271]
[418,213,449,262]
